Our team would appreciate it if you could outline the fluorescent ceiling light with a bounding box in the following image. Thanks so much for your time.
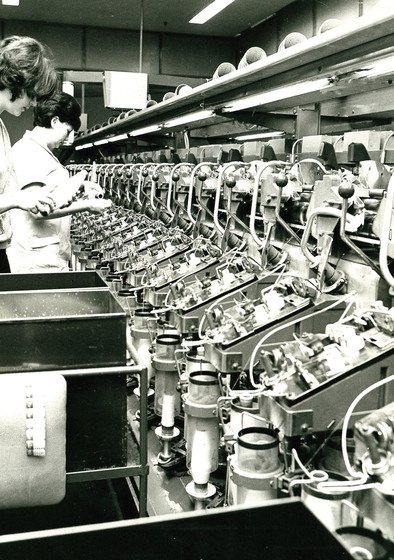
[235,131,285,141]
[129,124,161,137]
[189,0,235,24]
[222,77,332,112]
[94,138,109,146]
[108,133,128,143]
[358,55,394,78]
[75,143,93,151]
[163,110,215,128]
[2,0,19,5]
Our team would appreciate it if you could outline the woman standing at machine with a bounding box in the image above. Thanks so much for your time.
[0,35,60,273]
[7,91,112,272]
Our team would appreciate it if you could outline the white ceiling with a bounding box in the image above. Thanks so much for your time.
[0,0,297,37]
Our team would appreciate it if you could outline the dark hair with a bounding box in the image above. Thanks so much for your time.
[34,92,81,131]
[0,35,58,101]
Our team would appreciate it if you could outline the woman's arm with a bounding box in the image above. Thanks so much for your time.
[0,190,55,215]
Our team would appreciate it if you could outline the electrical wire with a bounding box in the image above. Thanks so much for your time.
[316,373,394,493]
[288,448,329,496]
[248,290,357,389]
[199,261,288,340]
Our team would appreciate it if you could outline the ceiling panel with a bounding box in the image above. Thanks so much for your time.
[0,0,297,37]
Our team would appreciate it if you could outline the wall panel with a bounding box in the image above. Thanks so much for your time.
[3,20,83,69]
[85,29,160,74]
[160,33,235,78]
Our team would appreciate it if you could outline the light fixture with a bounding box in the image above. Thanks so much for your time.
[189,0,235,24]
[75,142,93,151]
[356,54,394,79]
[234,131,285,141]
[222,77,332,112]
[128,124,162,137]
[2,0,19,5]
[163,110,215,128]
[108,133,129,143]
[93,138,109,146]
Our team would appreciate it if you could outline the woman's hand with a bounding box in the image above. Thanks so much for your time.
[86,198,112,214]
[16,189,55,215]
[81,180,105,199]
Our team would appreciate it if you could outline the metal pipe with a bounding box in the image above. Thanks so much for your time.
[150,162,173,211]
[214,162,249,235]
[187,162,216,223]
[381,131,394,164]
[137,163,154,206]
[249,160,288,247]
[139,0,144,73]
[167,162,195,216]
[339,197,382,277]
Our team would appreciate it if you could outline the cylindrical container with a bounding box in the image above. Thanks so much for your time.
[212,62,236,80]
[237,46,266,69]
[153,334,182,419]
[228,427,283,506]
[230,396,262,436]
[318,432,355,476]
[185,371,220,485]
[278,32,307,51]
[335,527,391,560]
[108,276,123,296]
[185,348,216,378]
[301,472,350,531]
[116,289,138,318]
[130,307,157,384]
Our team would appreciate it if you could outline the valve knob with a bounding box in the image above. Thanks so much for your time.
[152,174,159,182]
[198,172,207,182]
[338,182,355,199]
[275,173,288,188]
[172,172,180,182]
[142,169,149,177]
[225,175,236,188]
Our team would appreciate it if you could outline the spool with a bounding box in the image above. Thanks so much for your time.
[278,32,307,51]
[318,18,342,34]
[237,46,266,69]
[153,334,182,418]
[212,62,236,80]
[162,91,176,101]
[175,84,193,96]
[185,371,220,483]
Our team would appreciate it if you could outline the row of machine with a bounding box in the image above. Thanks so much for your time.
[68,130,394,559]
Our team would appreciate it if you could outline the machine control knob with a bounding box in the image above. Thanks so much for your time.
[338,181,355,199]
[225,174,236,188]
[275,173,288,188]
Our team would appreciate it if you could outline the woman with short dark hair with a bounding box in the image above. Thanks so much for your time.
[7,92,111,273]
